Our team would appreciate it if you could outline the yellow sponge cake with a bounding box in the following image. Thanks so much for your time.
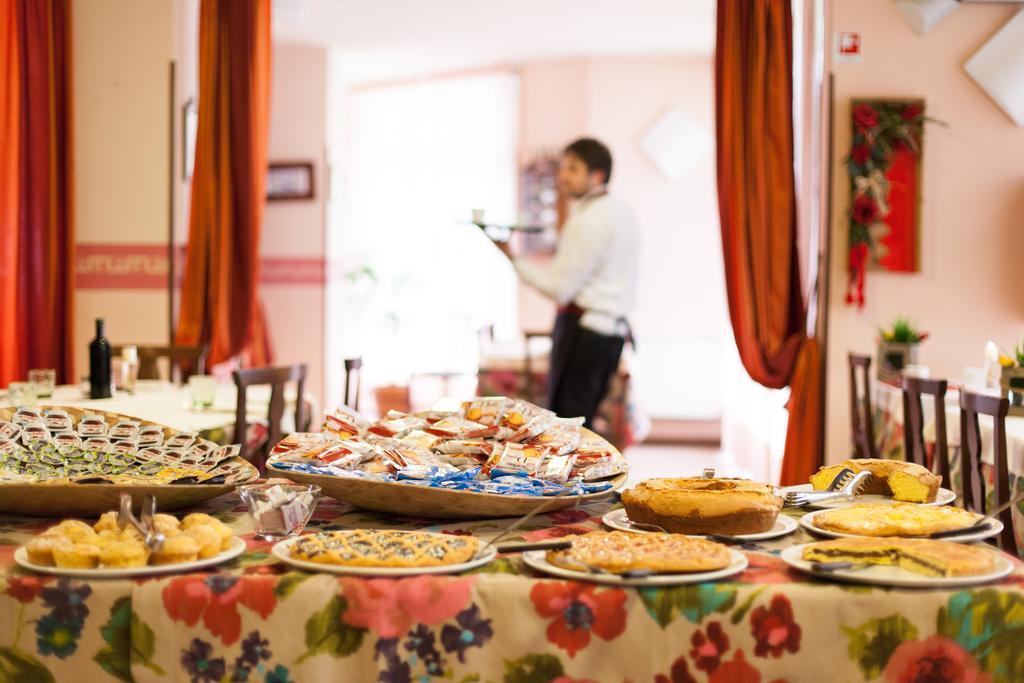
[810,459,940,503]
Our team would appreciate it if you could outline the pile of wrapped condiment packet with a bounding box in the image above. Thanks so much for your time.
[267,397,625,497]
[0,407,255,486]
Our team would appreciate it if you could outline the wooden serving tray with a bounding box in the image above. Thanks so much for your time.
[269,427,627,519]
[273,468,627,519]
[0,405,258,517]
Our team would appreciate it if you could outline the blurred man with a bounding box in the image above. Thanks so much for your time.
[495,138,639,428]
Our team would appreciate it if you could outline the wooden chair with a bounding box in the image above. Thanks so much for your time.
[233,363,307,472]
[343,358,362,411]
[959,390,1017,554]
[112,344,206,384]
[848,353,879,459]
[902,376,950,484]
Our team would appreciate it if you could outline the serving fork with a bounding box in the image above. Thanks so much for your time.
[784,470,873,508]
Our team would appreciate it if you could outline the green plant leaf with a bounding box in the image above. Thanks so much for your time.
[274,572,310,599]
[0,647,56,683]
[843,614,918,680]
[502,653,564,683]
[130,611,164,675]
[92,598,131,682]
[639,584,737,628]
[297,596,365,663]
[938,589,1024,683]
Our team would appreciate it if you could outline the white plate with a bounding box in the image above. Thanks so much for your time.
[780,484,956,509]
[799,508,1003,543]
[780,543,1015,588]
[15,536,247,578]
[601,508,798,542]
[271,535,497,576]
[521,548,748,586]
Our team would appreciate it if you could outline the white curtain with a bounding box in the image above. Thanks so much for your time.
[332,71,520,396]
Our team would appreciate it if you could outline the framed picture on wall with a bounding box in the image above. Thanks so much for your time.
[267,162,315,201]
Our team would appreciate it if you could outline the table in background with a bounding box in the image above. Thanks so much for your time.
[874,381,1024,552]
[1,381,314,445]
[2,496,1023,682]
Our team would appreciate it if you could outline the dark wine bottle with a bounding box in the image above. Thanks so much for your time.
[88,318,112,399]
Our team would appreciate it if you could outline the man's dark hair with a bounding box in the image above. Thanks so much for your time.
[563,137,613,184]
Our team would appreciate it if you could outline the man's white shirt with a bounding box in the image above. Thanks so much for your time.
[513,188,639,337]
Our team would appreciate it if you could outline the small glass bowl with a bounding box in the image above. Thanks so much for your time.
[238,482,320,541]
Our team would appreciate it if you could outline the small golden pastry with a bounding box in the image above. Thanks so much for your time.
[185,516,233,550]
[45,519,98,543]
[546,531,732,574]
[25,535,71,566]
[99,540,150,568]
[119,526,144,542]
[810,459,941,503]
[180,513,219,530]
[93,511,121,533]
[53,543,101,569]
[95,530,122,547]
[152,513,181,536]
[150,535,199,565]
[621,478,783,535]
[183,525,222,559]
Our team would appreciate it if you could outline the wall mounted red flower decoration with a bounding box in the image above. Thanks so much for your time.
[845,99,931,307]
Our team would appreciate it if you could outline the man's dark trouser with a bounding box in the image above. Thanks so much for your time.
[547,309,625,430]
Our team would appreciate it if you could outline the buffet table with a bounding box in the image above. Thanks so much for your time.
[874,382,1024,553]
[2,381,312,445]
[3,495,1023,682]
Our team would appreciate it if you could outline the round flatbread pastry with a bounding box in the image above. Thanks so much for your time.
[546,530,732,574]
[289,530,480,568]
[812,503,980,537]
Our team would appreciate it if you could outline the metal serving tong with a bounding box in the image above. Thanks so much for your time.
[118,492,165,552]
[784,469,873,508]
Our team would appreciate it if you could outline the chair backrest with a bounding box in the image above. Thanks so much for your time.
[848,353,878,459]
[343,357,362,411]
[112,344,206,383]
[959,390,1016,554]
[233,363,307,471]
[901,376,950,482]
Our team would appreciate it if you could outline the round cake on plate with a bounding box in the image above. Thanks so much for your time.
[621,478,783,535]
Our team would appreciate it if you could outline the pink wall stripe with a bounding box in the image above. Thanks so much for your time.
[75,243,325,289]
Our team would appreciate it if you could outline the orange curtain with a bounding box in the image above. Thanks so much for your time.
[0,0,74,386]
[176,0,271,367]
[716,0,822,485]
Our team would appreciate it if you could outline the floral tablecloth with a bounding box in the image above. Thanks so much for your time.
[2,494,1024,683]
[873,382,1024,555]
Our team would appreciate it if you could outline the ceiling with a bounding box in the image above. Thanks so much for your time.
[272,0,715,84]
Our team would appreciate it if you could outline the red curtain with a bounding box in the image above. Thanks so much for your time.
[176,0,272,367]
[716,0,822,485]
[0,0,74,386]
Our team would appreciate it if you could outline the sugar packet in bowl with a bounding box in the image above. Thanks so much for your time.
[239,479,320,541]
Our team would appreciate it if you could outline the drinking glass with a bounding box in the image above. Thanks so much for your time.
[28,369,56,398]
[188,375,217,410]
[7,382,37,407]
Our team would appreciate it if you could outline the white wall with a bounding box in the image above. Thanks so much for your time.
[824,1,1024,462]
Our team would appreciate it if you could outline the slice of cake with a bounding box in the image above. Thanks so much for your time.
[809,459,940,503]
[621,478,782,535]
[802,537,997,578]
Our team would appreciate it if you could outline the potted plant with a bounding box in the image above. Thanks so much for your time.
[877,317,928,382]
[1000,341,1024,414]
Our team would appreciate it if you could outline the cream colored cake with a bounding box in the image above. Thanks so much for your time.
[546,531,732,574]
[810,459,941,503]
[811,503,980,537]
[621,478,783,535]
[802,537,997,577]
